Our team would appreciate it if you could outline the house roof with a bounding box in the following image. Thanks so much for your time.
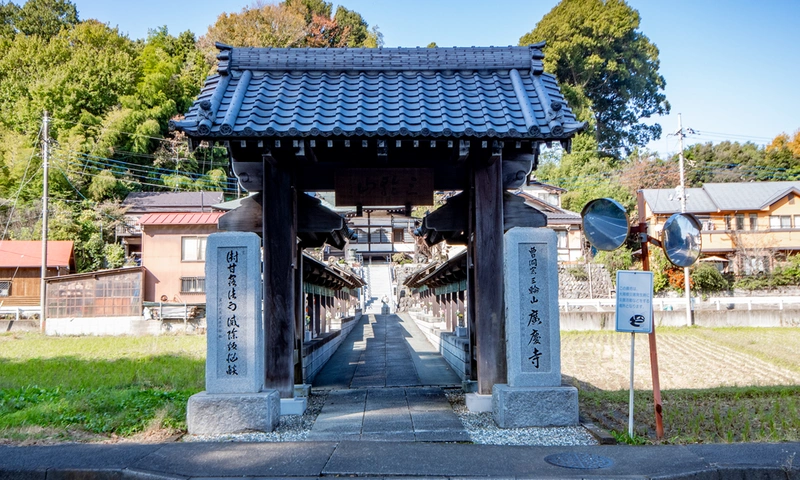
[643,182,800,214]
[138,212,225,226]
[171,44,585,140]
[122,192,224,214]
[515,191,581,225]
[0,241,74,268]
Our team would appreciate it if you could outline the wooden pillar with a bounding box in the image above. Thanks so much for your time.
[433,293,440,317]
[313,293,321,336]
[472,157,506,394]
[306,293,314,336]
[294,250,304,382]
[458,290,465,327]
[263,163,297,398]
[319,293,327,334]
[445,292,452,331]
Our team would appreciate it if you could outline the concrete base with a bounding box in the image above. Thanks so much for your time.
[280,397,308,415]
[295,384,311,397]
[465,392,492,412]
[187,390,280,435]
[492,384,579,428]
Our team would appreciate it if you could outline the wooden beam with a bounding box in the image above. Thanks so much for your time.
[472,156,506,395]
[218,193,262,233]
[503,192,547,230]
[263,163,296,398]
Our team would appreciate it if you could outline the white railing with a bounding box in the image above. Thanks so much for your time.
[559,296,800,312]
[0,306,41,320]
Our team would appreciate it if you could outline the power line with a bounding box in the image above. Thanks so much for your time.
[1,123,43,243]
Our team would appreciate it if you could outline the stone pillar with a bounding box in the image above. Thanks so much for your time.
[492,227,578,427]
[187,232,280,435]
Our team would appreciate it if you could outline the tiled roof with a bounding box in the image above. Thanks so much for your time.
[172,44,585,140]
[643,181,800,214]
[515,191,581,224]
[0,241,74,268]
[122,192,224,213]
[138,212,225,226]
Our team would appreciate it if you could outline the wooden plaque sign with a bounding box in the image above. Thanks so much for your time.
[334,168,433,207]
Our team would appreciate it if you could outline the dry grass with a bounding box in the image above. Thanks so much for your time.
[563,327,800,444]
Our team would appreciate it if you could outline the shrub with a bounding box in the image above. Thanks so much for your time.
[691,263,728,293]
[594,247,633,285]
[567,265,588,281]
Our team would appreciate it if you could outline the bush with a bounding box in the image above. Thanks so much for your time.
[691,263,728,293]
[594,247,633,285]
[567,265,588,281]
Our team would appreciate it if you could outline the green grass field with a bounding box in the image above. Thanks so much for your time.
[0,333,205,444]
[1,329,798,444]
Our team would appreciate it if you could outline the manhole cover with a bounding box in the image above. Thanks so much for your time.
[544,452,614,469]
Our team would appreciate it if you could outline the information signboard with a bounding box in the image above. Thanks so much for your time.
[615,270,654,334]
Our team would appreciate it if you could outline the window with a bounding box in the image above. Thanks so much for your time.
[556,230,568,249]
[735,213,745,231]
[0,280,10,296]
[724,214,731,230]
[749,214,758,231]
[393,228,404,243]
[181,277,206,293]
[770,215,792,229]
[742,256,768,275]
[181,236,207,261]
[355,228,368,244]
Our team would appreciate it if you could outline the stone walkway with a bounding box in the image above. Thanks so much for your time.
[309,314,467,441]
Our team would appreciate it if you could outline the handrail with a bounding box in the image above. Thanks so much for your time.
[559,296,800,311]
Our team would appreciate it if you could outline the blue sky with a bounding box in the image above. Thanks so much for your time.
[74,0,800,156]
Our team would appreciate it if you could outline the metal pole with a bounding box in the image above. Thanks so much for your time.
[39,111,50,334]
[628,332,635,439]
[677,114,693,326]
[638,190,664,440]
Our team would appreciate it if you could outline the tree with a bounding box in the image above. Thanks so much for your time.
[13,0,77,38]
[534,133,634,212]
[520,0,669,154]
[197,2,307,63]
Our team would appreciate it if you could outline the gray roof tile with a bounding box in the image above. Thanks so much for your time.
[643,182,800,214]
[173,45,585,140]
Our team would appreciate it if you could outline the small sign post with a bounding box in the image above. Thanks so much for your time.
[615,270,654,439]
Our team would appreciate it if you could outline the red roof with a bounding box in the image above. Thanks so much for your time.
[138,212,224,226]
[0,241,74,268]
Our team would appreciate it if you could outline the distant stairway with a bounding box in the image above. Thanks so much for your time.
[364,264,393,314]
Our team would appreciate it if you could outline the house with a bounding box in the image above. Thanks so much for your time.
[138,212,224,303]
[521,178,567,208]
[0,241,75,307]
[118,192,224,264]
[643,182,800,275]
[514,190,584,262]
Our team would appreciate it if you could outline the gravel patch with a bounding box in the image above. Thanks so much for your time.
[184,389,598,446]
[443,389,598,446]
[183,391,327,443]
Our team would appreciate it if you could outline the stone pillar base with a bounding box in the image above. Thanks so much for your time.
[187,390,280,435]
[465,392,492,412]
[280,397,308,415]
[492,384,579,428]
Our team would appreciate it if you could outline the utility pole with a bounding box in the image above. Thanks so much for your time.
[39,111,50,333]
[676,114,693,326]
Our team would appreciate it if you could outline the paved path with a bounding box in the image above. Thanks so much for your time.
[3,441,798,479]
[310,313,465,441]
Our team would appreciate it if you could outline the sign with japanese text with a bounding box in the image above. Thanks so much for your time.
[615,270,654,334]
[334,168,433,206]
[503,228,562,388]
[205,232,264,394]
